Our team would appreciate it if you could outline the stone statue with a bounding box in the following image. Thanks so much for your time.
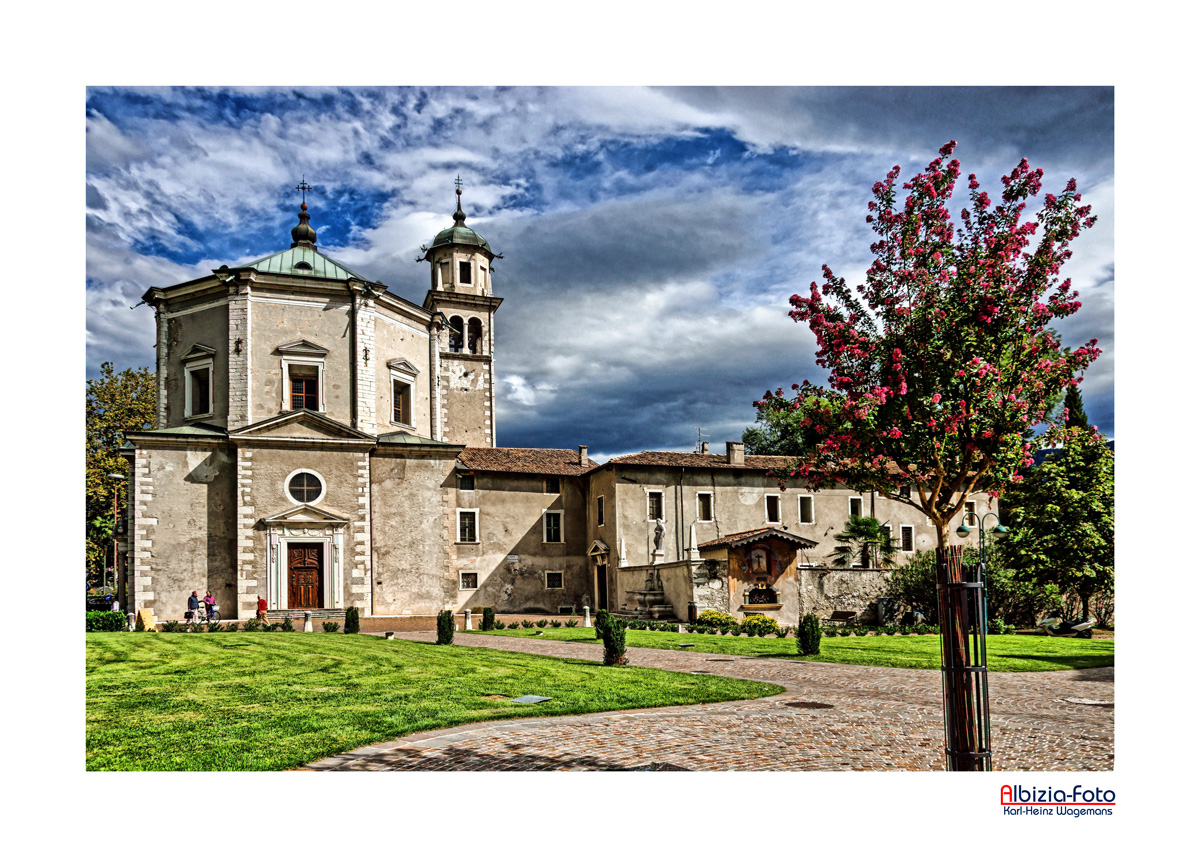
[653,519,665,552]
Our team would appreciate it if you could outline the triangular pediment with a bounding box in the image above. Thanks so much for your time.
[275,339,329,357]
[181,343,217,362]
[387,357,421,376]
[230,409,375,441]
[588,539,611,556]
[261,504,350,526]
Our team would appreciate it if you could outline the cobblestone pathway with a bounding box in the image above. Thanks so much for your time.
[301,632,1113,772]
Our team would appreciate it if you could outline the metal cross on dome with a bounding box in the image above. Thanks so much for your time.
[454,174,463,195]
[296,177,313,205]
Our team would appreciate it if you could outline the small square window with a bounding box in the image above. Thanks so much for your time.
[545,476,560,494]
[459,260,472,284]
[647,491,663,521]
[545,572,563,590]
[458,510,478,543]
[849,497,864,518]
[798,495,815,524]
[460,572,478,590]
[459,473,475,492]
[597,495,605,527]
[544,510,563,543]
[697,492,713,522]
[765,495,780,524]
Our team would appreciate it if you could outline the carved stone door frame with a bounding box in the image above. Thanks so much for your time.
[266,521,346,610]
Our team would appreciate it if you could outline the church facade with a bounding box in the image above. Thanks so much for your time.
[118,188,992,628]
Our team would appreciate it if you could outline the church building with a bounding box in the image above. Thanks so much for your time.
[119,184,991,628]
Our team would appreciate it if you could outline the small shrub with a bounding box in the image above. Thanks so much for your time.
[436,609,455,645]
[482,607,496,632]
[797,613,821,655]
[549,619,562,628]
[740,615,781,637]
[775,626,790,638]
[322,621,340,633]
[838,628,852,636]
[707,627,717,635]
[536,619,549,628]
[565,619,578,628]
[86,611,127,632]
[241,619,261,632]
[521,620,535,629]
[161,620,184,633]
[695,610,739,629]
[344,606,360,634]
[278,617,296,632]
[824,628,837,637]
[205,620,224,632]
[730,626,742,636]
[598,612,627,666]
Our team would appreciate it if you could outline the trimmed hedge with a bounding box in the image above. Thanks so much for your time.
[436,609,455,645]
[344,606,360,634]
[596,609,627,666]
[86,611,127,632]
[797,613,821,655]
[481,607,495,631]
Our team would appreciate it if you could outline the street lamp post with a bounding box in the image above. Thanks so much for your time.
[956,511,1007,631]
[108,473,126,592]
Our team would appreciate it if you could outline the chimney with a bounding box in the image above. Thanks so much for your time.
[578,445,588,466]
[726,441,745,466]
[701,441,709,454]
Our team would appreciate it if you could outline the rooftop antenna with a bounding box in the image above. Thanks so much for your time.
[694,426,708,453]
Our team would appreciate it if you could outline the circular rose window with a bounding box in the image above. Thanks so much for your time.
[287,471,324,504]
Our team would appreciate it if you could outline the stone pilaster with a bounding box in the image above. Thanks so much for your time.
[130,449,156,613]
[350,452,372,611]
[355,290,377,434]
[235,447,258,614]
[227,279,251,428]
[155,306,168,429]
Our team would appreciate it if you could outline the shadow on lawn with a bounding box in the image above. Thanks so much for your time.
[988,654,1114,672]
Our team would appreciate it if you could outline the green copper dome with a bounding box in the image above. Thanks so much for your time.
[424,188,493,260]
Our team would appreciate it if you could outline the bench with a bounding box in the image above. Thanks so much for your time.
[827,610,858,625]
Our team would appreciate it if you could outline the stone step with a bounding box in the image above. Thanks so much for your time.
[265,608,346,621]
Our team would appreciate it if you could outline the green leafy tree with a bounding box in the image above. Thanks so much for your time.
[828,515,899,568]
[1061,380,1089,429]
[741,403,808,456]
[998,426,1113,620]
[86,363,156,587]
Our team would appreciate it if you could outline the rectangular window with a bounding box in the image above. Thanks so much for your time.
[899,484,911,500]
[288,363,320,411]
[460,572,478,590]
[543,510,563,543]
[849,496,864,518]
[392,379,412,425]
[457,510,478,543]
[545,476,560,494]
[765,494,781,524]
[545,572,564,590]
[697,492,713,522]
[964,500,977,527]
[185,362,213,418]
[596,495,605,527]
[901,525,914,552]
[458,473,475,492]
[459,260,472,284]
[798,495,815,524]
[439,261,450,288]
[647,491,663,520]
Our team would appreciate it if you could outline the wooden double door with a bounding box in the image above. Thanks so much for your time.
[287,543,324,609]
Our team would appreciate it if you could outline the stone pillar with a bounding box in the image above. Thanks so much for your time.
[354,287,377,434]
[583,606,591,628]
[464,608,473,630]
[154,304,168,429]
[304,611,313,632]
[227,278,252,428]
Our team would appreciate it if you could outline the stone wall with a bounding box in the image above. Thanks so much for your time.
[797,567,894,623]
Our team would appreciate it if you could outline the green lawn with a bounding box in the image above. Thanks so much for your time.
[86,633,781,771]
[475,627,1114,672]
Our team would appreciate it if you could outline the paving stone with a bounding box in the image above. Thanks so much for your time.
[301,632,1113,772]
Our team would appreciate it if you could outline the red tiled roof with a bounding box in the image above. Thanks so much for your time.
[698,527,818,550]
[457,447,594,476]
[607,451,793,470]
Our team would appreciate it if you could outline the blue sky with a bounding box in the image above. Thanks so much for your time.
[85,86,1115,457]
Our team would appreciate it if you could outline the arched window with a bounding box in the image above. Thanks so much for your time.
[448,316,464,353]
[467,317,483,354]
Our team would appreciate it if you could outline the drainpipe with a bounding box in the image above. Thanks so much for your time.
[677,468,685,563]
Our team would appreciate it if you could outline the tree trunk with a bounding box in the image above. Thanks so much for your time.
[936,543,989,771]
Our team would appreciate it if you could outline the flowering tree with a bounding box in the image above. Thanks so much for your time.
[760,141,1100,545]
[762,141,1102,770]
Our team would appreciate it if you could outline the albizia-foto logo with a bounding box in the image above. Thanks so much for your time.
[1001,786,1115,817]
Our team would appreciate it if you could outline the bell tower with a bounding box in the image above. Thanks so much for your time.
[422,177,503,446]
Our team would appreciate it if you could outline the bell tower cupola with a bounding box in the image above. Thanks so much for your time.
[422,176,503,447]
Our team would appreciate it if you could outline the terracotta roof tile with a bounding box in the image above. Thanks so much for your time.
[457,447,594,476]
[698,527,819,550]
[606,451,793,471]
